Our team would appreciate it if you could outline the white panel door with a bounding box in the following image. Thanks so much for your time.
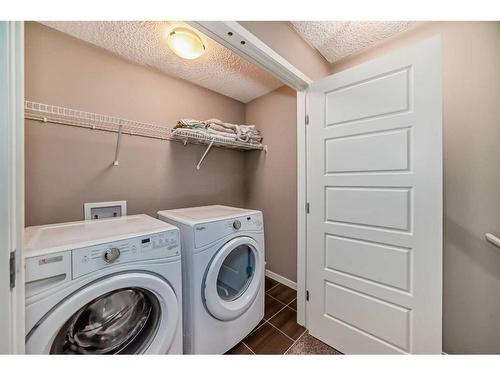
[306,37,442,354]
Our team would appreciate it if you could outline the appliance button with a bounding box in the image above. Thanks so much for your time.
[104,247,120,263]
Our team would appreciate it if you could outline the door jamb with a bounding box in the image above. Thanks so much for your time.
[0,21,25,354]
[188,22,310,327]
[296,91,307,326]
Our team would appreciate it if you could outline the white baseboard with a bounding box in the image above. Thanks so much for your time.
[265,269,297,290]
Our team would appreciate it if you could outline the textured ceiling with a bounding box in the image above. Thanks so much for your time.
[291,21,417,63]
[40,21,283,103]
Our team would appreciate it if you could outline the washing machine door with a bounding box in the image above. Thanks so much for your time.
[27,272,179,354]
[204,236,263,321]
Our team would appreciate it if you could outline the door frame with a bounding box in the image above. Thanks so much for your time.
[187,22,312,91]
[0,21,25,354]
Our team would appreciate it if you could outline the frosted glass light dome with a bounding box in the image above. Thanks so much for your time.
[167,27,206,60]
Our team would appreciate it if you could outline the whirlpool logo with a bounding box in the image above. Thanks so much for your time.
[38,255,63,265]
[195,226,206,231]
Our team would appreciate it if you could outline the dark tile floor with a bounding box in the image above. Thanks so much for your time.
[226,277,342,355]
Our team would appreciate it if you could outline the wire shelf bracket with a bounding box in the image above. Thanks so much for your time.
[196,140,214,170]
[113,125,123,166]
[486,233,500,249]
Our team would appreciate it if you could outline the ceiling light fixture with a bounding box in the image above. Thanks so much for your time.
[167,27,206,60]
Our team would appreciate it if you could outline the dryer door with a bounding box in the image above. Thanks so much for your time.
[26,273,179,354]
[204,236,263,321]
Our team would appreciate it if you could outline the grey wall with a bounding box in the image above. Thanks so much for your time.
[332,21,500,354]
[25,22,247,226]
[245,86,298,282]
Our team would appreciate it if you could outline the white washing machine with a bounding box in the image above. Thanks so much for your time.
[158,205,265,354]
[24,214,183,354]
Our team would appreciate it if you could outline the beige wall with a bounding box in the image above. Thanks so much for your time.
[332,21,500,354]
[25,22,247,226]
[239,21,331,81]
[245,86,297,282]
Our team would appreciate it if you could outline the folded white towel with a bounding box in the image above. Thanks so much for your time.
[206,118,223,124]
[206,128,239,139]
[240,124,256,132]
[206,118,240,135]
[207,123,237,134]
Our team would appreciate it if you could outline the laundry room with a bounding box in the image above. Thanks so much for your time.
[23,19,304,296]
[1,2,500,370]
[21,20,303,355]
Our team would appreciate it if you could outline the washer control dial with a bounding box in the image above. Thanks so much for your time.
[233,220,242,230]
[104,247,120,263]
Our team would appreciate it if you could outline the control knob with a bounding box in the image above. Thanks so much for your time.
[233,220,242,230]
[104,247,120,263]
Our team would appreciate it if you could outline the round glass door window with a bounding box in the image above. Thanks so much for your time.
[216,244,256,302]
[50,288,160,354]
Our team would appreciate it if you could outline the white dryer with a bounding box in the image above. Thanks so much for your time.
[158,205,265,354]
[24,214,182,354]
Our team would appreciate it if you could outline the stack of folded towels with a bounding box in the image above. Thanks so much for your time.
[174,118,263,145]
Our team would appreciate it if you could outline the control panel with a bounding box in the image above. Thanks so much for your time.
[72,230,179,279]
[194,213,263,248]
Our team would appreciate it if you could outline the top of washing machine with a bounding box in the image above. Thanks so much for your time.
[25,214,178,257]
[157,205,261,226]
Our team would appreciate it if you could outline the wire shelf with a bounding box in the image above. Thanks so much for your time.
[24,101,171,140]
[170,128,266,151]
[24,100,266,152]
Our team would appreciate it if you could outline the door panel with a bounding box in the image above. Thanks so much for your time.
[306,36,442,354]
[325,128,410,174]
[325,235,410,291]
[325,187,411,230]
[324,282,410,351]
[325,67,410,125]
